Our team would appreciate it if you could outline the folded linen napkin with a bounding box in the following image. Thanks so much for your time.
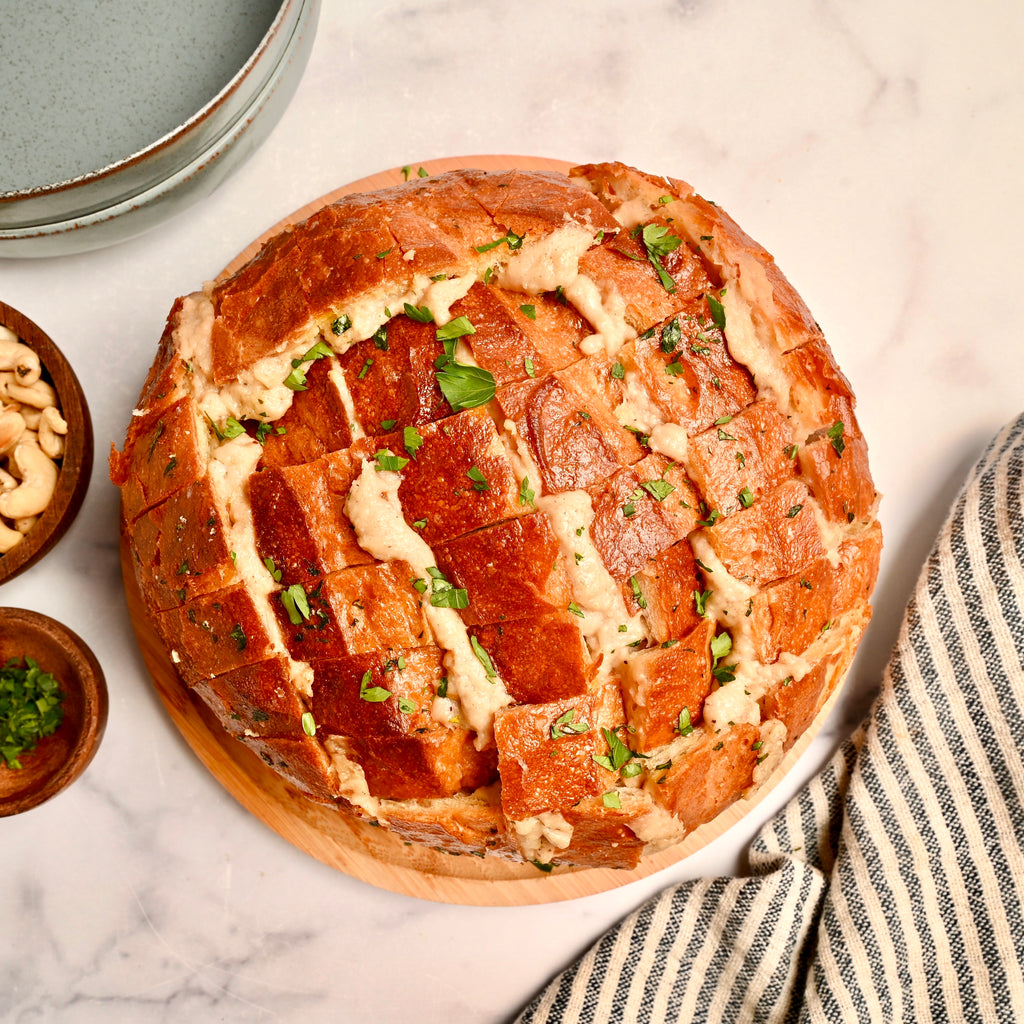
[516,414,1024,1023]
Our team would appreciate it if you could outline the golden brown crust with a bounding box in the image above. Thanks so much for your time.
[114,163,881,870]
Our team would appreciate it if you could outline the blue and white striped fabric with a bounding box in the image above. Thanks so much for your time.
[516,414,1024,1023]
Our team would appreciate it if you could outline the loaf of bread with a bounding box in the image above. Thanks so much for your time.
[112,162,880,870]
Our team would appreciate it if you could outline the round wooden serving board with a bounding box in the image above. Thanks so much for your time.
[125,156,844,905]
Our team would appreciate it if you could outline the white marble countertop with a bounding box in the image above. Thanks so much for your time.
[3,1,1023,1020]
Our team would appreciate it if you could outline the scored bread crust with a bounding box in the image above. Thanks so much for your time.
[112,162,881,870]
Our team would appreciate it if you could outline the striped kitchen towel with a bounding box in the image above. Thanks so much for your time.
[516,413,1024,1023]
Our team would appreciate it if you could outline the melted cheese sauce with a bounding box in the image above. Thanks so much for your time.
[344,458,512,744]
[536,490,648,667]
[511,811,573,863]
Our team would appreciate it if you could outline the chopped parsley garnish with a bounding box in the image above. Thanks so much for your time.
[467,466,490,491]
[425,567,469,609]
[283,367,308,391]
[397,697,417,714]
[676,707,694,736]
[519,304,537,320]
[230,623,247,652]
[786,504,804,518]
[470,636,496,678]
[524,356,536,378]
[263,557,283,582]
[664,360,685,378]
[660,318,681,353]
[706,292,727,331]
[640,478,675,502]
[622,487,645,518]
[693,588,712,617]
[629,575,647,609]
[550,708,590,739]
[567,601,584,619]
[403,302,434,323]
[436,316,476,342]
[738,487,755,508]
[301,712,316,736]
[359,669,391,703]
[611,362,625,380]
[331,314,352,335]
[519,476,535,506]
[374,448,409,473]
[640,223,683,292]
[0,658,65,769]
[357,358,373,379]
[602,791,622,809]
[828,421,846,457]
[473,229,523,253]
[403,425,423,460]
[280,584,311,625]
[372,325,389,351]
[593,727,635,774]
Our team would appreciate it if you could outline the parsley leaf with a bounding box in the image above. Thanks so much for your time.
[403,426,423,460]
[706,292,727,331]
[470,636,497,678]
[640,223,683,292]
[374,448,409,473]
[640,478,675,502]
[404,302,434,323]
[280,584,311,625]
[359,668,392,703]
[828,421,846,457]
[438,362,496,411]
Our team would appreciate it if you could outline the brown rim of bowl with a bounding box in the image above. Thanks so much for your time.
[0,302,93,584]
[0,607,108,816]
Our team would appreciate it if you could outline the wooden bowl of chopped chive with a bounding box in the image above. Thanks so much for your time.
[0,608,107,816]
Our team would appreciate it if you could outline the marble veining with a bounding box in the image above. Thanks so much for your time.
[3,1,1024,1020]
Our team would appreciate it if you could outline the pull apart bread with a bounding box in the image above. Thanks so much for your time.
[112,162,880,871]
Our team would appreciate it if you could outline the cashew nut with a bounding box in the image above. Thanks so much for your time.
[0,518,23,553]
[0,406,25,454]
[14,515,37,535]
[38,406,67,459]
[4,378,56,409]
[0,441,59,518]
[0,328,41,386]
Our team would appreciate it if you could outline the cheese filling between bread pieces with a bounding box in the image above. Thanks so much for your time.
[345,458,513,745]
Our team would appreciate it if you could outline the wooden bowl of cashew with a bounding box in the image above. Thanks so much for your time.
[0,302,92,584]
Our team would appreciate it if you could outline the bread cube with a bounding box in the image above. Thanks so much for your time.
[118,396,208,523]
[620,618,715,750]
[395,407,523,546]
[156,584,278,686]
[453,283,585,386]
[626,303,757,434]
[257,355,354,468]
[249,450,372,586]
[129,476,237,613]
[468,612,594,704]
[273,560,429,660]
[627,539,706,642]
[312,647,496,800]
[647,723,760,833]
[434,511,572,626]
[687,399,798,514]
[700,479,826,586]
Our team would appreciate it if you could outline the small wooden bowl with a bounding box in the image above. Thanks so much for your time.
[0,608,107,816]
[0,302,93,584]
